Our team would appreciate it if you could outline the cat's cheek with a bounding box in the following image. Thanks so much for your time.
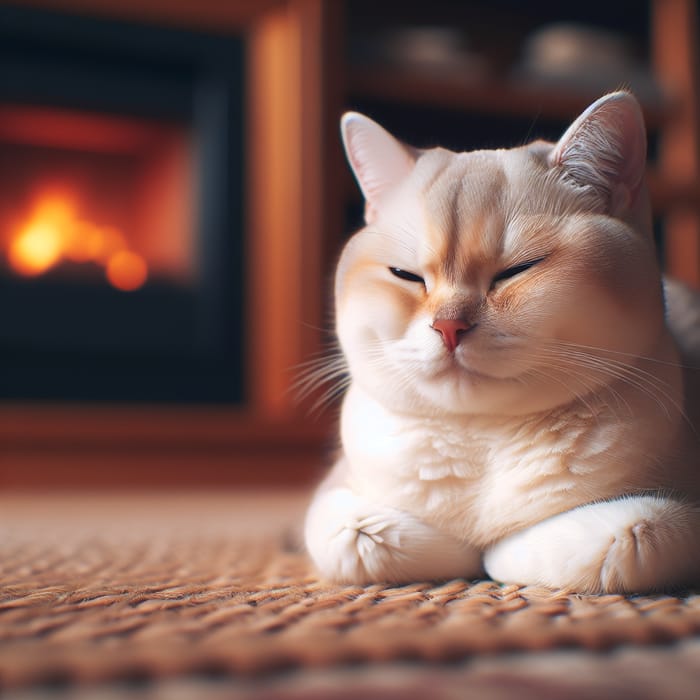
[546,278,660,356]
[492,272,613,350]
[336,294,413,376]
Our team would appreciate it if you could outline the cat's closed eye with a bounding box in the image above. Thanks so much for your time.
[490,258,545,289]
[389,267,425,284]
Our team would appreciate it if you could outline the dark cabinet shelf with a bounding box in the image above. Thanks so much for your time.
[348,68,674,128]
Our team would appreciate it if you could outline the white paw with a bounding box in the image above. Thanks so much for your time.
[304,489,404,582]
[484,496,700,593]
[599,511,697,592]
[305,487,481,584]
[347,513,401,556]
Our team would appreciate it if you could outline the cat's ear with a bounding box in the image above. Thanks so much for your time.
[341,112,417,223]
[549,91,647,214]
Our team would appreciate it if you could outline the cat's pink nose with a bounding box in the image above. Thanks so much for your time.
[431,318,473,352]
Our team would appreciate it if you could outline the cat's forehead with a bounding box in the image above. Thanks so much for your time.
[416,148,510,219]
[411,147,540,274]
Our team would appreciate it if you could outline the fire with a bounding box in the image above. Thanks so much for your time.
[8,195,73,276]
[5,188,148,291]
[9,218,64,276]
[106,250,148,292]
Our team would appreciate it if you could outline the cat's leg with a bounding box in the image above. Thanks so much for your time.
[305,472,482,584]
[483,495,700,593]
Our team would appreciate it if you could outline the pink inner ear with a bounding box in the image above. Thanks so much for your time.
[550,92,647,203]
[341,112,416,220]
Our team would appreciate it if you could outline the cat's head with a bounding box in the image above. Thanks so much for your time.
[336,92,668,416]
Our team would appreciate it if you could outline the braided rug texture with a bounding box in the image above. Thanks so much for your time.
[1,493,700,689]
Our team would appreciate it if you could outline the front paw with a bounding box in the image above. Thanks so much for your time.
[305,488,399,582]
[345,512,402,558]
[598,504,698,592]
[484,497,700,593]
[305,487,481,584]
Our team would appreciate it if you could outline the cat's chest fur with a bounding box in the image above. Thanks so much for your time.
[341,383,655,547]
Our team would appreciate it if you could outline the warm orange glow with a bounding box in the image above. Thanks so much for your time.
[8,220,63,276]
[7,194,76,276]
[1,105,195,287]
[106,251,148,292]
[63,221,106,263]
[64,223,125,265]
[5,186,149,291]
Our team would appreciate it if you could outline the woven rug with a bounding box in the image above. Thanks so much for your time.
[1,492,700,698]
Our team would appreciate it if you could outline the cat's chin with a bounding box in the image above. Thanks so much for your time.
[417,371,521,415]
[432,358,499,385]
[428,344,523,385]
[416,382,571,417]
[398,356,583,417]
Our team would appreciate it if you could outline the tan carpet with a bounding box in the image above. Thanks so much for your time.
[1,492,699,697]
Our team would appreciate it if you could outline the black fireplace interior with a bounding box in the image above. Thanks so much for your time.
[0,6,244,403]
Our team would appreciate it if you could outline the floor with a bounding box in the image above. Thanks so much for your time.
[1,491,698,699]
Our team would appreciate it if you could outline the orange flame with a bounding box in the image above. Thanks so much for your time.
[8,194,73,276]
[106,250,148,292]
[6,187,148,291]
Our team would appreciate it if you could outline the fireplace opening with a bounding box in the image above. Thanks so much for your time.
[0,7,244,403]
[1,105,195,292]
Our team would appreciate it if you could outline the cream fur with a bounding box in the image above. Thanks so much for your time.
[305,92,700,593]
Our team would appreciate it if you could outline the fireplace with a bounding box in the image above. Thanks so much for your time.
[0,6,244,403]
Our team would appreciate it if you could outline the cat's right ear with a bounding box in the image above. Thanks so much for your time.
[341,112,417,223]
[548,91,647,216]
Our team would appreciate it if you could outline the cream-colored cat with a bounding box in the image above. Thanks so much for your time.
[305,92,700,593]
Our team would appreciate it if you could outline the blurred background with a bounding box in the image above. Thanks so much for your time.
[0,0,698,490]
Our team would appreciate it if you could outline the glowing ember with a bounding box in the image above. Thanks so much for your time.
[8,195,74,276]
[5,188,148,291]
[9,219,63,276]
[106,250,148,291]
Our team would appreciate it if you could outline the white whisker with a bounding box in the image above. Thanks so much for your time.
[290,345,349,413]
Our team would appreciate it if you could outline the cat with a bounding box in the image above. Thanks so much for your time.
[304,91,700,593]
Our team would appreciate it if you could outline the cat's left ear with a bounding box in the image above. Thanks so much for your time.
[549,91,647,214]
[341,112,418,223]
